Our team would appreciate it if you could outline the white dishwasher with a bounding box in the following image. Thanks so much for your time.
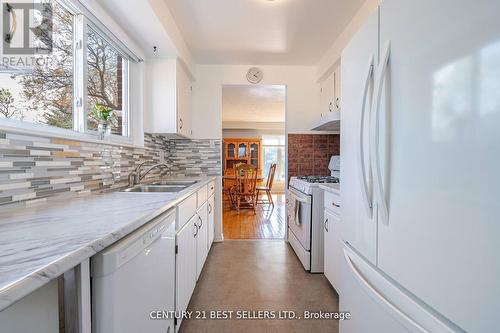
[92,209,176,333]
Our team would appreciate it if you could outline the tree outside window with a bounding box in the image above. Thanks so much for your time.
[87,27,127,136]
[0,0,130,137]
[0,1,73,128]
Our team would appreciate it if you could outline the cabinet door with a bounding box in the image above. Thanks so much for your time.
[176,63,192,138]
[333,65,341,111]
[196,202,208,279]
[320,71,335,116]
[324,210,342,293]
[249,142,259,168]
[225,141,236,159]
[376,1,500,331]
[176,215,197,317]
[207,194,215,249]
[340,7,378,264]
[237,142,248,159]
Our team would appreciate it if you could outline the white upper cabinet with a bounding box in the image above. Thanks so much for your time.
[333,63,341,111]
[144,58,193,138]
[319,64,341,117]
[176,63,193,138]
[319,71,335,117]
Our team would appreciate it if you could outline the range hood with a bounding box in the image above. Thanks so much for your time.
[311,111,341,131]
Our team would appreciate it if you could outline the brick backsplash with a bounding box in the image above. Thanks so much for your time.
[287,134,340,179]
[0,131,221,207]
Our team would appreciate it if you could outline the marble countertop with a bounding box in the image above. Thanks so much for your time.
[319,183,341,194]
[0,176,215,311]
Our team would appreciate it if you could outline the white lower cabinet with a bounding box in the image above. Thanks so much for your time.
[207,194,215,250]
[196,202,208,280]
[0,279,59,333]
[324,209,342,293]
[175,184,215,331]
[175,215,197,328]
[323,191,342,294]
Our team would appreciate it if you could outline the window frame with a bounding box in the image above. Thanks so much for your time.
[261,135,286,184]
[0,0,136,145]
[84,21,130,138]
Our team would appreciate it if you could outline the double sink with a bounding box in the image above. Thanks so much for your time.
[121,180,198,193]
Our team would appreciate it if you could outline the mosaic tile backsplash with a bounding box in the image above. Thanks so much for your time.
[168,139,222,177]
[0,131,221,207]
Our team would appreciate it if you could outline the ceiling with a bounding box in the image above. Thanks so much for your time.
[96,0,177,58]
[222,85,286,123]
[163,0,366,65]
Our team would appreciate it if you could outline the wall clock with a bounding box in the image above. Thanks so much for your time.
[246,67,263,84]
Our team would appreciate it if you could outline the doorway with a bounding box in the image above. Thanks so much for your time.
[221,84,286,239]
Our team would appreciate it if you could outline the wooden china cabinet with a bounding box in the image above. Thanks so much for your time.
[223,138,262,191]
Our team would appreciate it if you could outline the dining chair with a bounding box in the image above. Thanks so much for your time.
[230,163,258,214]
[256,163,277,207]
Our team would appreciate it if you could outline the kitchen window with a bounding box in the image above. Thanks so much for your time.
[86,26,129,136]
[0,1,74,130]
[0,0,137,141]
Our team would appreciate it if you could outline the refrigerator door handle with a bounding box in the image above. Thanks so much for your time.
[358,55,375,218]
[371,41,391,225]
[343,244,461,333]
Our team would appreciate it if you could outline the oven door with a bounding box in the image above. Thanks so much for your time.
[287,187,312,251]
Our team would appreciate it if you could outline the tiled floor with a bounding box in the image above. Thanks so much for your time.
[223,194,286,239]
[179,240,339,333]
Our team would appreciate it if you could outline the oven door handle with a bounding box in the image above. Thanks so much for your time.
[294,200,301,225]
[288,188,311,226]
[288,187,312,204]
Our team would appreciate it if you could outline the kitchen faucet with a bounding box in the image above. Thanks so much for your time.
[128,162,170,187]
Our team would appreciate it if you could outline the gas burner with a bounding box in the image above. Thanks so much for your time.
[296,176,340,184]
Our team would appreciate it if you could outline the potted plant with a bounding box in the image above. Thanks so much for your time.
[91,104,115,139]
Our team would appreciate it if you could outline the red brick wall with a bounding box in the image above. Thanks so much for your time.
[287,134,340,180]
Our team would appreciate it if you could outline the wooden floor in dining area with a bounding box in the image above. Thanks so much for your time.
[223,194,286,239]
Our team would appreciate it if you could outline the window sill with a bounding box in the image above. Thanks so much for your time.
[0,121,146,150]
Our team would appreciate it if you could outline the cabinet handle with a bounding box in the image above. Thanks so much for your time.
[179,118,184,130]
[332,202,340,208]
[198,215,203,229]
[193,222,198,237]
[335,97,340,110]
[329,101,333,112]
[208,204,212,214]
[324,218,329,232]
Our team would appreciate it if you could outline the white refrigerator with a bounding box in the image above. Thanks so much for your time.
[340,0,500,332]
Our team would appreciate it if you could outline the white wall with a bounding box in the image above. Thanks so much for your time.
[316,0,380,81]
[192,65,322,139]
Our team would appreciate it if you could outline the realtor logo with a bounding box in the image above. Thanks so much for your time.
[1,1,53,72]
[2,1,53,54]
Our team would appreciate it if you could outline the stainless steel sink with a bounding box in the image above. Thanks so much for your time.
[121,185,187,193]
[150,180,198,186]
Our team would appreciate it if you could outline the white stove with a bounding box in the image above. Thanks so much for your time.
[287,175,340,273]
[289,176,340,194]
